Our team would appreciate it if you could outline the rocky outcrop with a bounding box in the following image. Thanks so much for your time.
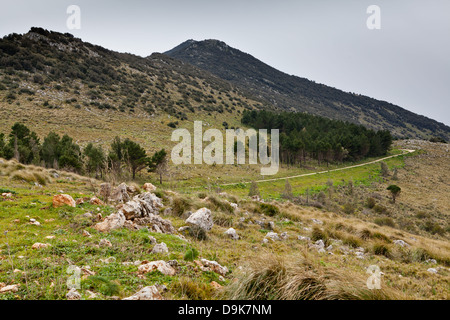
[52,194,76,208]
[93,211,126,233]
[110,183,130,203]
[119,192,163,220]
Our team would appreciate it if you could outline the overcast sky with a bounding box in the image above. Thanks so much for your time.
[1,0,449,126]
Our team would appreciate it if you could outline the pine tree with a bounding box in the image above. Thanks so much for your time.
[248,181,260,197]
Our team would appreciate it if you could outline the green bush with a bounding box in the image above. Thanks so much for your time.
[374,217,395,228]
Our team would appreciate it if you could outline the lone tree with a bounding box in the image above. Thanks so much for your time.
[387,185,401,203]
[148,149,168,184]
[121,138,148,179]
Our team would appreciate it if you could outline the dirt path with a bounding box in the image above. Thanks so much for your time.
[221,149,416,186]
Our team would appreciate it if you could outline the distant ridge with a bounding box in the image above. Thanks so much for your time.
[165,39,450,141]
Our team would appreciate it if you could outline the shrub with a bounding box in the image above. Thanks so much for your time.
[422,221,445,235]
[258,203,280,217]
[366,197,376,209]
[373,243,391,258]
[207,196,234,214]
[343,236,362,249]
[342,203,356,215]
[184,248,199,261]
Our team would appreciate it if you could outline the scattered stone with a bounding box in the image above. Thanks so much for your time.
[31,243,51,250]
[148,236,157,244]
[138,260,176,276]
[93,211,126,233]
[199,259,229,276]
[393,240,409,247]
[29,219,40,226]
[186,208,213,231]
[122,285,162,300]
[0,284,19,293]
[99,239,112,247]
[2,193,13,198]
[251,195,261,201]
[66,288,81,300]
[427,268,438,274]
[311,219,323,225]
[45,236,55,239]
[82,230,91,237]
[151,242,169,254]
[265,232,280,241]
[224,228,239,240]
[89,197,104,205]
[298,235,310,242]
[52,194,76,208]
[142,183,157,192]
[425,259,437,264]
[230,203,238,210]
[280,232,288,240]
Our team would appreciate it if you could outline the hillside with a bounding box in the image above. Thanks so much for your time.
[0,140,448,300]
[0,28,260,152]
[165,39,450,141]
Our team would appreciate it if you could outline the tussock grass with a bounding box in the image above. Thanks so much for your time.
[224,252,409,300]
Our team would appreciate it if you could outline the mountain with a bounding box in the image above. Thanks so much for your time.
[0,28,261,148]
[165,39,450,141]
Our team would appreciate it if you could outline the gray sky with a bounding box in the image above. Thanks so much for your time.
[1,0,449,125]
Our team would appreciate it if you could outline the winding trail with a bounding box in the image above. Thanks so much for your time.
[220,149,416,186]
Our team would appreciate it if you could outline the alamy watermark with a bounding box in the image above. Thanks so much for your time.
[367,5,381,30]
[170,121,280,175]
[66,5,81,30]
[366,265,382,289]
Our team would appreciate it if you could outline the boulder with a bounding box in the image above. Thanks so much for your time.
[93,211,126,233]
[52,194,76,208]
[138,260,176,276]
[119,192,163,219]
[110,183,130,203]
[122,286,163,300]
[224,228,239,240]
[151,242,169,254]
[186,208,213,231]
[143,183,157,192]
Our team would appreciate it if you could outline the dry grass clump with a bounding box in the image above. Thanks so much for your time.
[224,252,409,300]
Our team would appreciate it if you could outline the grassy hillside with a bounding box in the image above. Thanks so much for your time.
[0,140,448,300]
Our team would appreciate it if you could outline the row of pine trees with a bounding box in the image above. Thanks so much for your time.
[241,110,392,166]
[0,123,167,181]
